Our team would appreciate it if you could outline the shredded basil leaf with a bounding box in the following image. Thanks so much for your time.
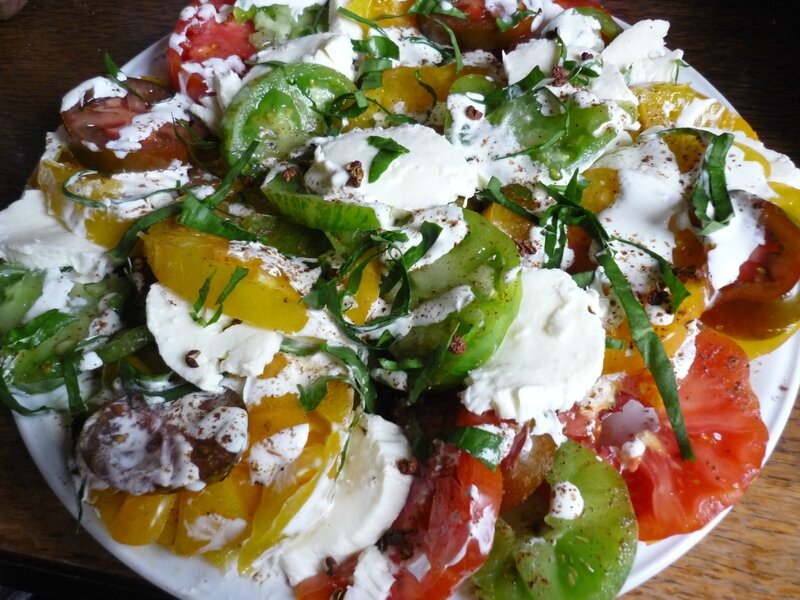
[352,36,400,59]
[357,57,394,89]
[496,8,540,33]
[605,337,626,350]
[656,128,734,234]
[103,52,145,102]
[367,136,410,182]
[595,250,694,460]
[178,194,261,242]
[429,17,464,72]
[444,426,504,470]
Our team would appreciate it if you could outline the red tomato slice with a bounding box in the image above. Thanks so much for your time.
[418,0,535,51]
[60,78,199,172]
[702,202,800,341]
[293,441,502,600]
[717,202,800,302]
[293,555,358,600]
[167,0,256,101]
[385,441,503,600]
[607,328,768,541]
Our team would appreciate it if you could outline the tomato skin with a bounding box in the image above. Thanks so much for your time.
[384,442,503,600]
[167,0,256,100]
[615,328,768,541]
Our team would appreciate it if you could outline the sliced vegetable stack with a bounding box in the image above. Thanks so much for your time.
[1,0,799,599]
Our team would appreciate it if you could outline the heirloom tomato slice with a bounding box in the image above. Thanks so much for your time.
[418,0,537,52]
[472,440,638,600]
[384,442,503,600]
[600,328,768,541]
[140,220,308,333]
[168,0,257,100]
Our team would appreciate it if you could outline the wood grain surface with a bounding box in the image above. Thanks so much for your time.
[0,1,798,598]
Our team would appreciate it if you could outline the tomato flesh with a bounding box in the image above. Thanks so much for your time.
[703,202,800,341]
[167,0,256,100]
[60,78,198,173]
[385,442,503,600]
[611,328,767,541]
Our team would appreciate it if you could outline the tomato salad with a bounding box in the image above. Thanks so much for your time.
[1,0,799,598]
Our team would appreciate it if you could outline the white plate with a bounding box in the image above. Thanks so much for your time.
[13,33,800,600]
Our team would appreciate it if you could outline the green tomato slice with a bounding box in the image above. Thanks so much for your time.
[472,440,638,600]
[261,175,384,231]
[390,209,522,388]
[0,265,44,335]
[222,64,356,173]
[489,92,617,180]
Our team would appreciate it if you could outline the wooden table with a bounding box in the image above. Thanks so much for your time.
[0,1,798,598]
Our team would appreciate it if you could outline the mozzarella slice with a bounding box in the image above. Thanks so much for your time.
[461,268,605,430]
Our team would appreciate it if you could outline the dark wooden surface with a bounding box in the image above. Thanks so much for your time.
[0,1,798,598]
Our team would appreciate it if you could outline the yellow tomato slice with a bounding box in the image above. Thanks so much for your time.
[347,64,489,130]
[37,158,134,249]
[603,279,709,375]
[91,488,177,546]
[341,0,417,34]
[632,82,758,140]
[140,220,308,333]
[171,462,262,565]
[237,381,354,571]
[344,258,382,326]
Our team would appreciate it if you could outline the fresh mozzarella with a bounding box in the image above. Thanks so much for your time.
[542,9,604,60]
[328,0,364,39]
[385,205,469,270]
[600,20,684,85]
[247,424,310,486]
[704,190,765,292]
[343,546,396,600]
[461,268,605,431]
[0,190,117,282]
[304,124,479,210]
[146,283,283,393]
[279,413,413,585]
[548,481,584,519]
[503,38,559,86]
[245,33,357,83]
